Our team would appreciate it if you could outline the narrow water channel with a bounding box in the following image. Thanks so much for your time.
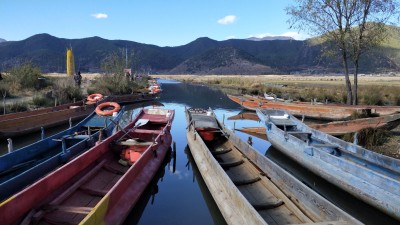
[1,80,398,225]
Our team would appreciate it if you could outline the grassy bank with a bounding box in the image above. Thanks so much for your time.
[154,74,400,106]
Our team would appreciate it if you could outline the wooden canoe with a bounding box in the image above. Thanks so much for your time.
[185,107,362,225]
[0,92,159,139]
[235,113,400,137]
[0,100,95,138]
[0,108,174,225]
[228,94,400,121]
[0,105,125,201]
[227,111,260,121]
[257,108,400,220]
[256,93,400,116]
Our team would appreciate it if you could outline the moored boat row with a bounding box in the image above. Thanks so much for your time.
[0,107,175,225]
[231,111,400,136]
[0,104,125,201]
[228,94,400,121]
[185,107,363,225]
[0,91,159,139]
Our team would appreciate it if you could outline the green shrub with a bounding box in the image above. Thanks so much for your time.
[52,78,83,104]
[32,94,53,107]
[0,101,29,114]
[8,63,42,91]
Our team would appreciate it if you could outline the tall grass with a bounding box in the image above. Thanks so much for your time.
[342,128,389,149]
[87,74,146,95]
[0,101,29,114]
[168,75,400,106]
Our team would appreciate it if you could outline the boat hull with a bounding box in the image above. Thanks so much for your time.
[257,109,400,220]
[228,94,369,121]
[237,112,400,137]
[0,110,125,201]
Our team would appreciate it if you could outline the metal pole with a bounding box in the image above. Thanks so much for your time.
[7,138,13,153]
[41,127,45,140]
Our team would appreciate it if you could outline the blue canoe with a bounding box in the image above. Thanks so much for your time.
[0,106,125,201]
[256,108,400,221]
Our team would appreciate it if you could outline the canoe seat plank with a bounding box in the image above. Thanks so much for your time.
[133,129,162,135]
[233,177,261,186]
[271,119,296,127]
[44,205,92,214]
[287,131,312,135]
[220,159,244,169]
[50,160,107,205]
[65,135,90,140]
[252,199,284,211]
[79,186,108,197]
[310,143,338,148]
[211,148,232,155]
[290,222,350,225]
[117,140,153,146]
[44,211,87,225]
[102,163,126,175]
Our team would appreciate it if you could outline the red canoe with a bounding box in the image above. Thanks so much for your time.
[0,108,174,225]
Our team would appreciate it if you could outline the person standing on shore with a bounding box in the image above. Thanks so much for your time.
[74,71,82,86]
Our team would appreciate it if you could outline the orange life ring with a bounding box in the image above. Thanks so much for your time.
[87,93,104,102]
[95,102,121,116]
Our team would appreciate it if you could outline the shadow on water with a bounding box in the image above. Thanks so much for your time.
[123,148,172,225]
[183,146,227,225]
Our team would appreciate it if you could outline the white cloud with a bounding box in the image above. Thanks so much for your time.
[248,31,310,40]
[217,15,237,25]
[91,13,108,19]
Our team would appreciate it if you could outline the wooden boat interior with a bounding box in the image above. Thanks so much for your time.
[187,108,347,224]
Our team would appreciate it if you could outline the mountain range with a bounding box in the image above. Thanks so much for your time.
[0,27,399,75]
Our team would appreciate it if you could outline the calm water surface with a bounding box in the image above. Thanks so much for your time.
[1,80,398,225]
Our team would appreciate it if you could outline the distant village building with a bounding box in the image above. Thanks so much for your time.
[66,47,75,76]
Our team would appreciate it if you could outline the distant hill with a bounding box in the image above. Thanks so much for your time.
[0,38,6,43]
[0,28,399,74]
[246,36,294,41]
[170,46,273,75]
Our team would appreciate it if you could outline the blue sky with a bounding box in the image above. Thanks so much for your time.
[1,0,308,46]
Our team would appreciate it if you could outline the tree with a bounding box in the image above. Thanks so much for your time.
[93,51,147,95]
[287,0,400,105]
[8,62,42,90]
